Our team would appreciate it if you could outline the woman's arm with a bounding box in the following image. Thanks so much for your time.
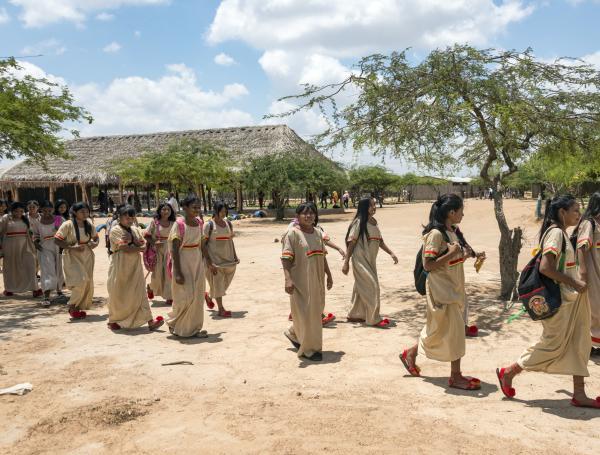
[201,238,217,274]
[423,243,462,272]
[379,240,398,264]
[282,259,294,294]
[324,256,333,290]
[342,240,356,275]
[172,238,184,284]
[578,248,589,282]
[539,253,586,292]
[324,239,346,258]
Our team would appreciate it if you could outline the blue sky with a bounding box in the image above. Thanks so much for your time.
[1,0,600,174]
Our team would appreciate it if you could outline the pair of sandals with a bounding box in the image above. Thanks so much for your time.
[204,293,232,317]
[107,316,164,331]
[347,317,390,328]
[400,349,481,390]
[497,367,600,408]
[288,312,336,326]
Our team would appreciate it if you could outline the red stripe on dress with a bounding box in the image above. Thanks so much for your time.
[6,231,27,236]
[449,258,465,266]
[182,243,200,248]
[215,236,230,240]
[307,250,324,257]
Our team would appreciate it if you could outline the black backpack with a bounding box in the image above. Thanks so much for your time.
[517,228,566,321]
[414,229,450,295]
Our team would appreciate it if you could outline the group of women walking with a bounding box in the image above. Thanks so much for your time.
[1,191,599,409]
[281,194,599,408]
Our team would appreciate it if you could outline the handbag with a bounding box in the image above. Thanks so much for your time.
[517,227,566,321]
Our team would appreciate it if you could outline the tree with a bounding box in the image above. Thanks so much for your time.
[0,58,92,163]
[348,165,396,206]
[273,45,600,300]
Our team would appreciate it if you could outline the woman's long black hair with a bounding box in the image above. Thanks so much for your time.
[345,198,372,245]
[155,202,176,222]
[54,199,70,220]
[572,192,600,239]
[422,193,470,248]
[10,202,29,229]
[539,194,577,242]
[70,202,93,243]
[213,201,229,218]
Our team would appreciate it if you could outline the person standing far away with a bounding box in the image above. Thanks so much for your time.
[342,191,350,209]
[320,190,328,209]
[168,192,180,214]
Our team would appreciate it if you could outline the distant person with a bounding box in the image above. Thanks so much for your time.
[342,198,398,328]
[332,191,339,207]
[319,191,328,209]
[168,192,180,213]
[342,191,350,209]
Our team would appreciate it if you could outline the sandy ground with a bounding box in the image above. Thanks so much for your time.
[0,199,599,454]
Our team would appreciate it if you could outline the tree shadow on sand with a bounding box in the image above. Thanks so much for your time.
[0,296,107,339]
[383,283,531,342]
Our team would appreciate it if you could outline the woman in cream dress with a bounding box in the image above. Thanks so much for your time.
[33,200,64,306]
[497,195,599,408]
[145,203,176,304]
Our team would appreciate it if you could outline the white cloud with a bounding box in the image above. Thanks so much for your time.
[96,12,115,21]
[582,51,600,69]
[10,60,254,139]
[0,7,10,24]
[208,0,534,56]
[9,0,169,28]
[21,39,66,56]
[214,52,236,66]
[258,49,293,79]
[103,41,122,53]
[263,100,328,137]
[134,30,141,38]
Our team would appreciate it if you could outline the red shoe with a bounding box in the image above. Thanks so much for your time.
[399,349,421,377]
[204,292,215,309]
[33,289,43,298]
[374,318,390,328]
[166,299,173,306]
[496,367,516,398]
[466,325,479,337]
[570,396,600,408]
[107,322,121,331]
[218,310,232,318]
[149,316,164,331]
[69,310,86,319]
[3,290,14,297]
[322,313,336,325]
[147,285,154,300]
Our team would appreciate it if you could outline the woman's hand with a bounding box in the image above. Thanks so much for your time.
[337,248,346,259]
[391,253,398,264]
[210,264,218,275]
[175,271,185,285]
[285,278,295,294]
[447,242,462,258]
[342,260,350,275]
[572,278,588,294]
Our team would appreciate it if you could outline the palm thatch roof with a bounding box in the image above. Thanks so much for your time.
[0,124,330,188]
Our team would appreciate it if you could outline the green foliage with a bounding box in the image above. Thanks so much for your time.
[348,165,396,194]
[0,57,92,163]
[113,139,232,189]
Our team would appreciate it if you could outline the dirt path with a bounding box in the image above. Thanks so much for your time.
[1,199,598,454]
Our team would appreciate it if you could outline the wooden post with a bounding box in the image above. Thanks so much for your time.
[118,181,124,204]
[49,185,56,204]
[236,184,243,212]
[80,182,88,205]
[155,183,160,209]
[13,185,19,202]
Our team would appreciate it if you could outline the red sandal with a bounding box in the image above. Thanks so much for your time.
[570,396,600,408]
[496,367,516,398]
[322,313,336,326]
[218,310,232,318]
[466,325,478,337]
[149,316,164,331]
[204,292,215,309]
[69,310,86,319]
[3,290,14,297]
[449,376,481,390]
[400,349,421,377]
[166,299,173,306]
[107,322,121,331]
[33,289,43,298]
[374,318,390,328]
[147,285,154,300]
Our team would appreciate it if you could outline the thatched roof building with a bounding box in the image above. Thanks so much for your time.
[0,124,330,208]
[1,124,324,187]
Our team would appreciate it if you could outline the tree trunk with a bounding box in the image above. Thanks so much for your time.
[207,187,213,211]
[146,187,151,211]
[154,183,160,209]
[199,184,207,213]
[133,186,142,213]
[493,191,523,300]
[236,185,243,212]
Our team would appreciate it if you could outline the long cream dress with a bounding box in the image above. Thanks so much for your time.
[518,227,591,376]
[167,219,206,337]
[107,224,152,328]
[204,220,238,299]
[418,228,466,362]
[33,220,64,293]
[55,220,97,310]
[577,219,600,348]
[347,218,383,325]
[282,226,326,358]
[145,220,173,301]
[0,215,37,293]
